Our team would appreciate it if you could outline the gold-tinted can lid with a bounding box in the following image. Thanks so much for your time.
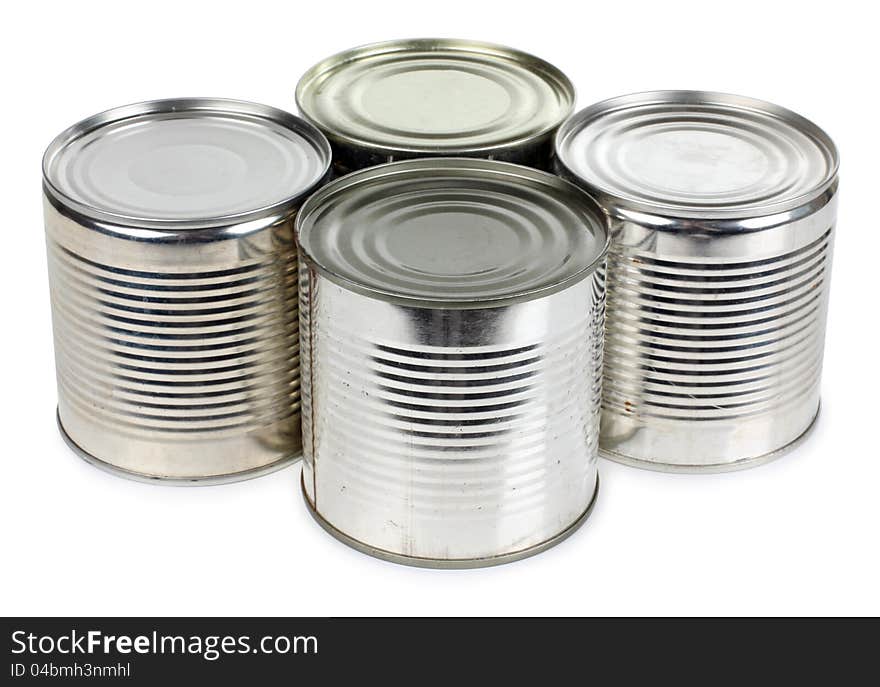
[296,39,575,160]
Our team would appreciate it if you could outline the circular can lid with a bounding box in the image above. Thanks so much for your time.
[295,39,575,158]
[43,98,331,230]
[555,91,839,219]
[296,158,609,308]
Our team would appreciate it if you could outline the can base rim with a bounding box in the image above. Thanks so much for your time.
[599,404,820,474]
[57,409,299,486]
[300,472,599,569]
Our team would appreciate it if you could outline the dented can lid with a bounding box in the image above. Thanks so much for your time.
[295,39,575,159]
[555,91,839,219]
[295,158,609,308]
[43,98,331,230]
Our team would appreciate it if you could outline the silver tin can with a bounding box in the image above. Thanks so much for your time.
[555,91,839,472]
[296,158,609,566]
[295,39,575,175]
[43,98,331,483]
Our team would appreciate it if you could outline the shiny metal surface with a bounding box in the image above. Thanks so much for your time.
[57,410,296,486]
[301,473,599,568]
[295,39,575,174]
[555,91,839,472]
[43,98,331,482]
[297,159,608,565]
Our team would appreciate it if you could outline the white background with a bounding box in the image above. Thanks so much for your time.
[1,0,877,616]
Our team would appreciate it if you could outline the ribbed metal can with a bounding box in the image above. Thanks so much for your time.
[555,91,839,472]
[296,159,609,566]
[295,39,575,175]
[43,98,331,483]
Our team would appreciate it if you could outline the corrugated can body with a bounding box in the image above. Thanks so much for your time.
[599,189,836,470]
[43,99,330,482]
[45,201,303,480]
[296,159,609,565]
[295,39,575,175]
[556,91,839,471]
[300,269,605,563]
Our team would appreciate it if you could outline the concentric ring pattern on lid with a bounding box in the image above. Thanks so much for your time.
[295,39,575,156]
[296,159,609,307]
[43,98,331,229]
[555,91,839,218]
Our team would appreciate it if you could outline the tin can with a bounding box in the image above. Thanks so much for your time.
[43,98,331,483]
[295,38,575,175]
[555,91,839,472]
[296,158,609,566]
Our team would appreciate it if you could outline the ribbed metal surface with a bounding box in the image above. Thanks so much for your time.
[42,99,330,481]
[604,230,832,421]
[46,203,304,480]
[601,227,833,466]
[296,159,608,565]
[556,91,839,471]
[301,273,604,563]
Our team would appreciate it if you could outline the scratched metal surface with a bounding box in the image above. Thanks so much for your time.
[297,159,608,564]
[556,91,839,471]
[43,99,330,482]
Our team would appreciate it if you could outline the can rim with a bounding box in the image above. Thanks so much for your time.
[555,90,840,221]
[295,158,610,309]
[295,38,576,157]
[42,97,332,232]
[300,471,599,569]
[57,409,300,485]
